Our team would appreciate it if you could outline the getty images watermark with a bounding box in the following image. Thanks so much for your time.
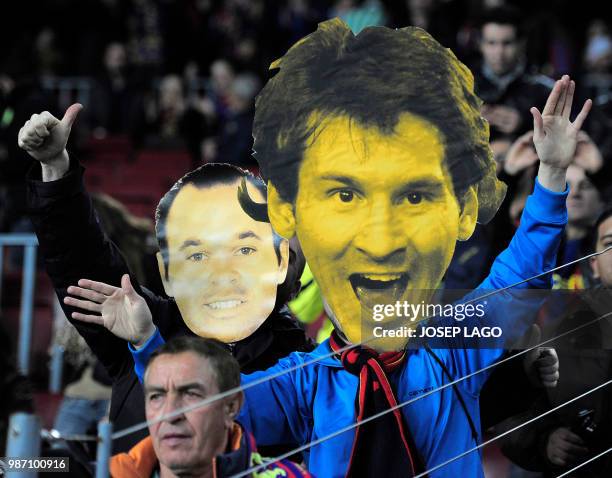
[371,300,502,339]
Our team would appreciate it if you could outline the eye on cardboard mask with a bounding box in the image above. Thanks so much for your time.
[157,171,288,343]
[244,19,506,349]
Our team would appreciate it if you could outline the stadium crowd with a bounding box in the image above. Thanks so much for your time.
[1,1,612,477]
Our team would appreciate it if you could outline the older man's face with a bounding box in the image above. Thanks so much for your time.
[145,352,237,475]
[281,113,474,347]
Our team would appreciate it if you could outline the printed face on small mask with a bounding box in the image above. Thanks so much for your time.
[160,181,288,343]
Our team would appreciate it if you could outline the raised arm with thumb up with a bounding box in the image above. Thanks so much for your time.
[17,103,83,181]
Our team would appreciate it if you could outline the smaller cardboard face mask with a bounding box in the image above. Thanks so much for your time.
[158,179,288,343]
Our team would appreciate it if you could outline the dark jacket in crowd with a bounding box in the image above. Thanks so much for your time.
[25,160,314,453]
[473,62,553,142]
[498,289,612,477]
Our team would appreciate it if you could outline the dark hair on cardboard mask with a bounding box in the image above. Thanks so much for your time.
[237,178,306,310]
[251,18,506,223]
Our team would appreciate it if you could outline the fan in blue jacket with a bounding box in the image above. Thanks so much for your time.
[132,175,570,477]
[226,21,589,477]
[76,19,591,478]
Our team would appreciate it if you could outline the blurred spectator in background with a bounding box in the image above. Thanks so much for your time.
[582,95,612,182]
[579,19,612,185]
[179,59,234,166]
[444,5,555,290]
[178,61,216,167]
[215,73,260,168]
[144,75,186,148]
[581,20,612,101]
[501,130,605,288]
[208,59,235,123]
[137,61,260,167]
[556,162,605,287]
[503,130,541,227]
[329,0,387,34]
[475,6,553,158]
[327,0,465,48]
[126,0,164,75]
[384,0,464,49]
[34,28,64,79]
[88,42,146,139]
[445,118,605,292]
[498,208,612,477]
[276,0,324,47]
[203,0,265,73]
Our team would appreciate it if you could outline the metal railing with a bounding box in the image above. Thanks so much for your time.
[0,234,38,375]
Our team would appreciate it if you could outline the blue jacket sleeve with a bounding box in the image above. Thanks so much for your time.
[452,177,568,394]
[237,354,310,447]
[479,177,568,291]
[128,328,166,383]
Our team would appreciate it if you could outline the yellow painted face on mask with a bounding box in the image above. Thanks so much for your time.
[269,112,478,349]
[158,181,289,343]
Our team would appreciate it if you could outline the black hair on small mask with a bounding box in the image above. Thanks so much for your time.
[238,177,270,223]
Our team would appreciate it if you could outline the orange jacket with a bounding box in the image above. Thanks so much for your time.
[110,423,313,477]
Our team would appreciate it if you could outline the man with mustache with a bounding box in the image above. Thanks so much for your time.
[110,336,311,477]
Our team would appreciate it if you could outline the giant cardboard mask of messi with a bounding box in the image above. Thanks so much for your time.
[243,19,507,350]
[156,164,289,343]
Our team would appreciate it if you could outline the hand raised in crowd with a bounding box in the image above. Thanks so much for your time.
[546,427,588,467]
[482,104,522,134]
[17,103,82,181]
[64,274,157,348]
[574,131,603,174]
[526,348,559,388]
[530,75,592,192]
[503,131,539,176]
[520,325,559,388]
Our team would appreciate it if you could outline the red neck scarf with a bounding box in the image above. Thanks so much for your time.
[329,330,426,477]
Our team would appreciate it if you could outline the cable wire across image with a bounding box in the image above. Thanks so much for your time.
[555,446,612,477]
[231,307,612,477]
[110,245,612,443]
[52,245,611,475]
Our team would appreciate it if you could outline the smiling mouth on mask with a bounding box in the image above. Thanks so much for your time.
[349,273,410,313]
[204,299,246,310]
